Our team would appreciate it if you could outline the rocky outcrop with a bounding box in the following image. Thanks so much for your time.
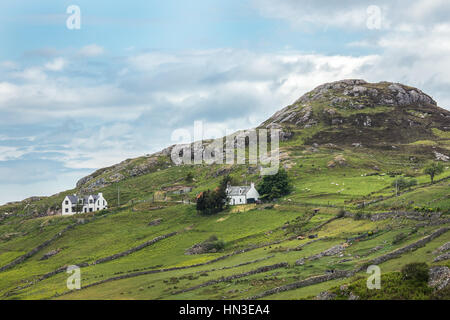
[434,252,450,262]
[428,266,450,291]
[308,244,346,261]
[434,242,450,254]
[327,154,347,168]
[75,148,175,191]
[434,151,449,162]
[315,291,337,300]
[39,249,61,261]
[148,218,162,226]
[260,79,450,146]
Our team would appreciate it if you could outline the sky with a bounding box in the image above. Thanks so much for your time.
[1,0,450,204]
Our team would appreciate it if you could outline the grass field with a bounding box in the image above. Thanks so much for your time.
[0,104,449,300]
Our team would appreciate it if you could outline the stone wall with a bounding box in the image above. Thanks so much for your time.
[173,262,288,295]
[356,227,449,272]
[247,270,352,300]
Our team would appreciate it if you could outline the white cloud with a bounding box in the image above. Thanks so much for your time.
[128,52,180,70]
[0,61,18,69]
[77,44,105,57]
[45,57,66,71]
[0,82,19,104]
[253,0,450,31]
[0,146,31,161]
[1,41,450,203]
[11,67,47,82]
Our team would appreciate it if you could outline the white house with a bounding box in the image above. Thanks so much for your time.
[226,183,260,205]
[62,193,108,215]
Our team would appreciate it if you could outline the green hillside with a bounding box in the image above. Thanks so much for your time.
[0,80,449,300]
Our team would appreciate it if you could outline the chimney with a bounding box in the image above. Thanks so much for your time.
[98,192,103,197]
[250,182,255,188]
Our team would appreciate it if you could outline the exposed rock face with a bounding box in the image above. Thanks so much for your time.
[71,79,449,196]
[315,291,336,300]
[76,147,175,191]
[39,249,61,261]
[434,151,449,162]
[434,252,450,263]
[327,154,347,168]
[309,244,346,260]
[148,218,162,226]
[434,242,450,254]
[260,79,450,145]
[428,266,450,291]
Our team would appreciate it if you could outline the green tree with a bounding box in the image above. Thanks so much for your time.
[401,262,429,283]
[185,172,194,183]
[423,162,444,184]
[196,176,231,215]
[257,168,292,201]
[391,177,417,191]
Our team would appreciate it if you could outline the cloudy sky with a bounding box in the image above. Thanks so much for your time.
[1,0,450,204]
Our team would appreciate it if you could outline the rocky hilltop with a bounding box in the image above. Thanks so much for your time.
[72,79,450,192]
[262,79,450,145]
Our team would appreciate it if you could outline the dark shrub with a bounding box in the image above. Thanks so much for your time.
[392,232,407,244]
[354,212,363,220]
[337,209,346,218]
[257,168,292,201]
[401,262,429,283]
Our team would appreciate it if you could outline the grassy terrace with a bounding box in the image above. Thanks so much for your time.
[0,116,449,299]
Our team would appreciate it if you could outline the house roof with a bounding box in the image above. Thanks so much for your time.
[66,194,101,204]
[67,195,78,203]
[226,186,251,196]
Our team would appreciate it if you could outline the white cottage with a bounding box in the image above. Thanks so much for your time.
[226,183,260,205]
[62,193,108,215]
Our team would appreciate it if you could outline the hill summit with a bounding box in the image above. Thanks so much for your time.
[261,79,450,145]
[72,79,450,192]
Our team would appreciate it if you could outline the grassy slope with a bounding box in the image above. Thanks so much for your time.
[0,102,449,299]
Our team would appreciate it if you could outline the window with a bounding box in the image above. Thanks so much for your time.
[103,200,105,205]
[89,208,93,212]
[89,199,93,204]
[65,208,68,213]
[65,200,68,205]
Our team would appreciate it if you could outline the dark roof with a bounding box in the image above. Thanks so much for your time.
[66,194,101,204]
[67,195,78,203]
[226,186,251,196]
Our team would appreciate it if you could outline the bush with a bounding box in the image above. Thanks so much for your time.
[392,232,407,244]
[337,208,346,218]
[203,236,225,251]
[196,176,230,215]
[401,262,429,283]
[424,161,444,184]
[391,177,417,191]
[185,172,194,183]
[353,212,363,220]
[257,168,293,201]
